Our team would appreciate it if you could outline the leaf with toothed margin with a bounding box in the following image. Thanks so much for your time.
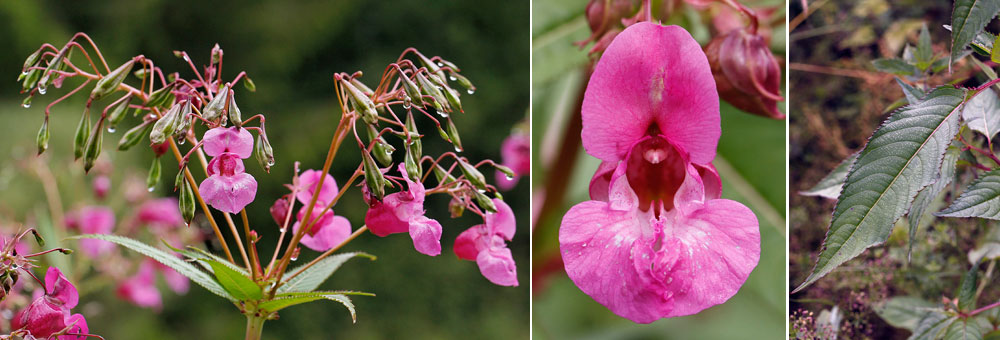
[911,311,956,340]
[937,169,1000,219]
[908,144,960,261]
[897,77,926,104]
[962,88,1000,144]
[946,25,998,56]
[257,292,363,323]
[278,252,376,293]
[794,86,967,293]
[801,153,858,199]
[873,58,920,77]
[68,234,233,301]
[204,259,261,301]
[950,0,1000,63]
[874,296,938,331]
[943,317,986,340]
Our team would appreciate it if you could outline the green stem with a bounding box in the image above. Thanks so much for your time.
[245,315,266,340]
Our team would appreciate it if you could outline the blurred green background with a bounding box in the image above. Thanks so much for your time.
[531,0,786,339]
[0,0,528,339]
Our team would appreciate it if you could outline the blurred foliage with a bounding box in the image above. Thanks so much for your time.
[531,0,786,338]
[0,0,528,339]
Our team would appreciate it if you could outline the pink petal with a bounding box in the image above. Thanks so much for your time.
[364,195,410,237]
[408,216,442,256]
[494,171,519,191]
[588,160,619,201]
[59,314,88,340]
[202,127,254,158]
[12,296,66,337]
[199,172,258,214]
[486,199,516,241]
[136,198,184,227]
[581,22,719,164]
[500,133,531,175]
[45,267,78,309]
[696,163,721,200]
[297,215,352,252]
[77,206,115,234]
[476,245,518,286]
[295,169,340,205]
[453,225,484,261]
[116,262,162,310]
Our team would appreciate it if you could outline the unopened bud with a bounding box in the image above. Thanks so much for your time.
[58,248,73,255]
[31,229,44,247]
[38,48,68,92]
[457,158,487,190]
[362,149,386,200]
[22,49,41,71]
[107,93,134,129]
[243,76,257,92]
[401,74,424,107]
[172,101,193,140]
[428,75,463,112]
[91,59,135,101]
[446,117,463,152]
[494,164,516,180]
[270,197,290,226]
[133,68,147,80]
[73,110,92,160]
[36,117,49,155]
[415,52,446,80]
[22,69,41,91]
[149,103,180,144]
[179,177,196,224]
[118,122,152,151]
[474,190,497,213]
[704,28,784,119]
[147,157,162,191]
[449,196,465,218]
[416,73,447,112]
[341,78,378,124]
[367,125,395,166]
[173,166,186,191]
[351,78,374,96]
[228,92,243,127]
[404,144,421,182]
[146,83,176,108]
[83,119,105,173]
[449,72,475,93]
[404,112,423,157]
[255,133,275,172]
[433,164,456,186]
[202,84,230,123]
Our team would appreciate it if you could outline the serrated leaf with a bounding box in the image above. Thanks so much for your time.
[873,58,921,76]
[938,169,1000,219]
[278,252,375,293]
[876,297,939,331]
[911,312,956,340]
[163,242,249,277]
[257,292,358,322]
[963,88,1000,143]
[909,145,960,260]
[946,25,999,56]
[957,262,980,312]
[802,153,859,199]
[950,0,1000,64]
[898,77,927,104]
[69,234,232,301]
[794,87,966,292]
[204,259,261,301]
[944,318,985,340]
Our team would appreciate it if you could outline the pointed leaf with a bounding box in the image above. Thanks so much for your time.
[909,145,960,260]
[943,318,985,340]
[204,259,261,301]
[873,58,921,76]
[963,88,1000,143]
[278,252,375,293]
[917,23,934,70]
[875,297,938,331]
[794,87,966,292]
[161,241,249,276]
[257,292,359,322]
[951,0,1000,63]
[801,153,858,199]
[945,24,996,56]
[898,77,927,104]
[938,169,1000,219]
[911,312,956,340]
[68,234,233,301]
[957,262,980,312]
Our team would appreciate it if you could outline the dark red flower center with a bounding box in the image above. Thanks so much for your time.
[625,129,686,217]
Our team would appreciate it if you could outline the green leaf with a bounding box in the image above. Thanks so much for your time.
[873,58,921,76]
[918,23,934,70]
[950,0,1000,63]
[258,292,359,323]
[793,87,966,292]
[898,78,927,104]
[68,234,232,301]
[938,169,1000,219]
[963,88,1000,143]
[801,153,858,199]
[161,242,250,276]
[945,25,998,56]
[875,297,938,331]
[912,312,957,340]
[957,262,980,312]
[985,330,1000,340]
[278,252,375,294]
[909,145,960,260]
[944,318,985,340]
[204,259,261,301]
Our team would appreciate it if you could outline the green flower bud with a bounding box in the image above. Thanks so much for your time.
[174,166,186,191]
[404,144,421,182]
[255,133,275,172]
[432,163,456,186]
[118,122,152,151]
[458,158,487,190]
[404,112,422,157]
[107,93,134,130]
[228,93,243,127]
[133,68,147,80]
[150,103,182,144]
[474,190,497,213]
[367,125,395,166]
[91,59,135,101]
[351,78,374,96]
[400,74,424,107]
[363,150,385,200]
[172,101,192,140]
[449,72,475,94]
[22,49,41,70]
[446,117,463,152]
[73,110,91,160]
[201,84,230,123]
[243,76,257,92]
[416,73,447,112]
[38,48,68,92]
[436,123,452,143]
[495,164,516,180]
[83,119,105,173]
[415,52,446,80]
[179,177,196,225]
[147,157,162,191]
[36,118,49,155]
[146,83,176,108]
[22,69,41,92]
[341,79,378,124]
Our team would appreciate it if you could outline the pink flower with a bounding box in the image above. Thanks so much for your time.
[199,127,257,214]
[365,164,443,256]
[12,267,86,339]
[292,203,352,252]
[92,175,110,199]
[454,199,518,286]
[66,206,116,257]
[559,23,760,324]
[295,170,339,205]
[116,260,162,310]
[151,260,190,294]
[136,198,185,228]
[495,132,530,190]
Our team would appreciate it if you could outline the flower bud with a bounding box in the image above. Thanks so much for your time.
[254,132,275,172]
[405,112,423,157]
[22,69,41,92]
[404,144,422,182]
[174,166,186,191]
[228,92,243,127]
[473,190,497,213]
[416,73,447,113]
[270,196,289,226]
[107,93,134,130]
[83,119,105,173]
[457,158,487,190]
[243,76,256,92]
[146,83,176,108]
[36,117,50,155]
[151,140,170,157]
[149,103,181,144]
[401,74,424,107]
[201,84,230,123]
[341,79,378,124]
[351,78,374,96]
[22,49,41,71]
[38,48,68,93]
[415,52,446,81]
[74,110,92,160]
[449,72,475,94]
[91,59,135,101]
[433,163,456,186]
[704,28,784,119]
[118,122,152,151]
[147,157,161,191]
[449,196,465,218]
[428,75,463,112]
[172,100,193,141]
[445,117,463,152]
[362,150,386,200]
[367,125,395,166]
[179,177,196,225]
[494,164,516,180]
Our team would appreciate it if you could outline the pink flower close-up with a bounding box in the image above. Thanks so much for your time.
[292,203,353,252]
[66,206,116,258]
[495,132,530,190]
[295,169,340,205]
[558,22,760,324]
[199,127,258,214]
[365,164,443,256]
[202,126,254,159]
[454,198,519,287]
[11,267,87,339]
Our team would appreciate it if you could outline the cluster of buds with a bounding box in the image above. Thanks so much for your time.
[0,229,70,302]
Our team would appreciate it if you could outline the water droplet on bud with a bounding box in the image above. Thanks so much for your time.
[437,62,444,67]
[177,138,186,145]
[37,86,47,95]
[147,186,155,192]
[449,75,457,81]
[107,126,116,133]
[467,89,475,95]
[21,102,30,109]
[505,174,514,180]
[454,145,463,152]
[278,227,287,233]
[403,97,411,109]
[290,254,299,261]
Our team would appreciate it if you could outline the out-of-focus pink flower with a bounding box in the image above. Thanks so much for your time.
[495,132,530,190]
[704,24,783,119]
[270,196,290,226]
[454,199,518,287]
[66,206,116,257]
[295,170,339,205]
[92,175,110,200]
[151,260,190,294]
[559,23,760,323]
[116,260,162,310]
[292,203,352,252]
[136,198,184,228]
[365,164,443,256]
[12,267,86,339]
[200,127,258,214]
